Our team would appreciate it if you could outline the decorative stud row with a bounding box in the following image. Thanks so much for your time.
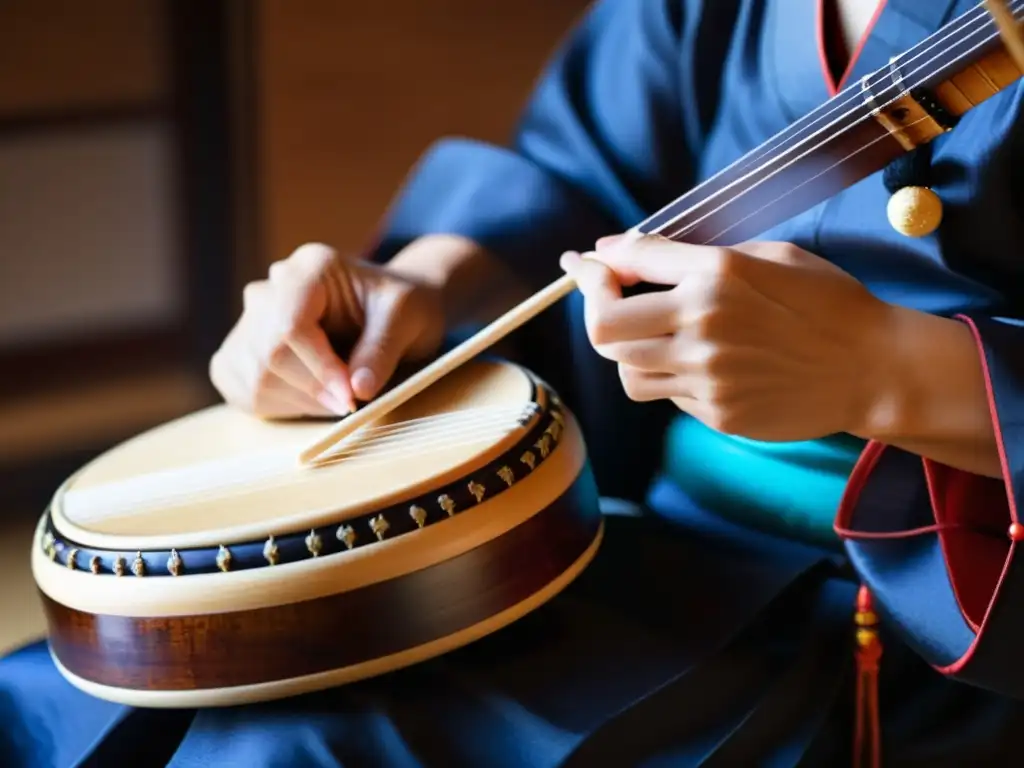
[42,401,565,577]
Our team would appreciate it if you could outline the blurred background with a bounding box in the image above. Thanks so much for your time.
[0,0,589,654]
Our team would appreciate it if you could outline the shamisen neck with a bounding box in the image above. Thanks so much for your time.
[635,0,1023,245]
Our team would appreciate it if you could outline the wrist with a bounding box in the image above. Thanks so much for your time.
[846,301,913,441]
[850,302,993,448]
[386,233,531,327]
[385,234,487,292]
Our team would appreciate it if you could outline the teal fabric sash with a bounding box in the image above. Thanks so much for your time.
[661,415,866,549]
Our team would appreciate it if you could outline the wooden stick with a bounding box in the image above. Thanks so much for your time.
[986,0,1024,71]
[297,273,577,465]
[302,2,1022,466]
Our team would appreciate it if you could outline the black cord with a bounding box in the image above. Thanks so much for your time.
[882,142,934,194]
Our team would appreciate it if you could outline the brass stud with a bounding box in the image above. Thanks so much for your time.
[216,545,232,572]
[263,536,279,566]
[468,481,486,503]
[535,435,551,458]
[336,525,357,550]
[113,556,126,577]
[497,466,514,487]
[438,494,456,517]
[546,420,563,441]
[167,549,184,576]
[42,532,56,560]
[369,514,390,541]
[132,552,146,577]
[66,548,78,570]
[89,556,101,574]
[521,451,536,470]
[305,529,323,557]
[409,505,427,528]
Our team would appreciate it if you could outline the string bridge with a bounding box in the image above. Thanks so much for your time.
[863,40,1024,153]
[860,60,959,152]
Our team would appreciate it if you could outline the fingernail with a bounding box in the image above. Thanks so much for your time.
[327,379,356,412]
[596,234,625,250]
[318,390,352,416]
[351,368,377,400]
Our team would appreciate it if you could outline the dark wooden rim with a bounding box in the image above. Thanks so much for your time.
[43,465,601,691]
[42,380,566,577]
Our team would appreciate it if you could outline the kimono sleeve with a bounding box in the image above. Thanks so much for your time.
[836,316,1024,698]
[834,98,1024,698]
[368,0,707,289]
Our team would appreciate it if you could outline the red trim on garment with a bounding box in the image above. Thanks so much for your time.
[815,0,835,96]
[953,314,1020,525]
[833,439,887,532]
[816,0,889,97]
[934,315,1020,675]
[837,0,888,91]
[921,459,1009,633]
[834,314,1019,677]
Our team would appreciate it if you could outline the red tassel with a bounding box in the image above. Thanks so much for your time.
[853,585,882,767]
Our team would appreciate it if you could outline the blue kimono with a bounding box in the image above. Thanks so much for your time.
[6,0,1024,765]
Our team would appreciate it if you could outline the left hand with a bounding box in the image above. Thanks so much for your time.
[560,233,894,442]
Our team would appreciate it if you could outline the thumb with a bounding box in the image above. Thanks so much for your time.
[560,251,622,306]
[588,233,693,286]
[346,292,415,401]
[595,232,627,251]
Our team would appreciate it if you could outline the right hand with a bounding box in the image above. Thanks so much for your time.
[209,242,446,419]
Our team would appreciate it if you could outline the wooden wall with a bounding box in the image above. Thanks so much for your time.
[0,0,176,364]
[0,1,231,504]
[254,0,590,265]
[0,0,167,116]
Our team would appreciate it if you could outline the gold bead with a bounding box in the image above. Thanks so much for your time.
[854,610,878,627]
[887,186,943,238]
[856,628,877,648]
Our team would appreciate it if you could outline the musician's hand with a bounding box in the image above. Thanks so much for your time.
[560,233,893,441]
[209,243,445,419]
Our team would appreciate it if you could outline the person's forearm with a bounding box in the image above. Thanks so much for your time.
[853,304,1002,478]
[385,234,533,329]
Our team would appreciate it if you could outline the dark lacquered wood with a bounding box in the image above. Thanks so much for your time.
[42,467,601,691]
[639,96,898,241]
[663,117,902,246]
